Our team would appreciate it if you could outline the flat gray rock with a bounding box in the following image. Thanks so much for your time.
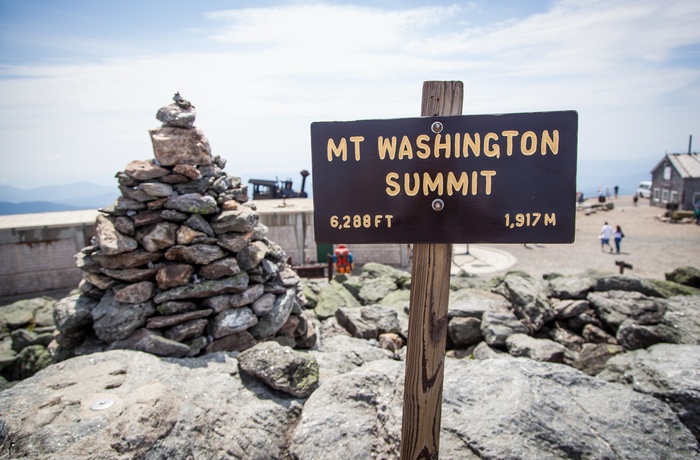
[598,343,700,440]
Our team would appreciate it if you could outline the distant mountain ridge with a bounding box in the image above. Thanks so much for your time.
[0,182,118,215]
[0,156,659,216]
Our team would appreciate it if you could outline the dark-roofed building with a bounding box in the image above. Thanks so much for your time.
[650,153,700,211]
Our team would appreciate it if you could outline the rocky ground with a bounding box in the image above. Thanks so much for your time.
[1,261,700,459]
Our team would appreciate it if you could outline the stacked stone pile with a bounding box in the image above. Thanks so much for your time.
[53,94,314,360]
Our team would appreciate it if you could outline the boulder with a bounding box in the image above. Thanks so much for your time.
[448,316,483,347]
[594,274,700,298]
[289,359,403,460]
[599,343,700,441]
[314,280,361,320]
[587,290,667,331]
[361,262,411,288]
[249,289,297,339]
[493,272,554,332]
[572,342,625,376]
[666,266,700,288]
[91,291,156,342]
[53,294,98,348]
[238,341,319,398]
[1,344,51,381]
[480,310,529,347]
[94,215,138,255]
[335,305,401,340]
[148,126,212,166]
[358,277,397,304]
[548,275,595,299]
[0,350,301,459]
[505,333,568,362]
[447,288,511,318]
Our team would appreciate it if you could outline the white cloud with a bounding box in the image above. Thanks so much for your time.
[0,0,698,189]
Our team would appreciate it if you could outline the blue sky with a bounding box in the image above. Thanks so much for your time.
[0,0,698,190]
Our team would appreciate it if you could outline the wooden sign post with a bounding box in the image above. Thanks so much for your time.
[310,81,578,459]
[399,81,462,459]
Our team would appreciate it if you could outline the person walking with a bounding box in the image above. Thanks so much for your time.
[600,222,614,253]
[614,225,625,253]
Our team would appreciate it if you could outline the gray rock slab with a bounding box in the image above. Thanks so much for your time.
[314,279,361,320]
[0,350,302,459]
[587,290,667,330]
[53,294,98,347]
[309,334,394,382]
[91,291,156,343]
[149,126,213,166]
[335,305,401,340]
[95,214,138,255]
[211,206,258,234]
[164,193,217,215]
[505,333,567,362]
[358,277,397,304]
[480,310,529,347]
[238,341,319,398]
[494,272,554,332]
[165,243,226,265]
[153,273,249,303]
[447,288,511,318]
[249,289,296,339]
[599,343,700,441]
[289,359,404,460]
[209,307,258,338]
[361,262,411,288]
[548,275,595,299]
[290,357,700,459]
[438,358,698,459]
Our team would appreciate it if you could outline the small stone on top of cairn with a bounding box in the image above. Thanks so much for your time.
[55,95,315,361]
[156,92,196,128]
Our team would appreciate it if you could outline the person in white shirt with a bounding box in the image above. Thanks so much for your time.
[600,222,613,253]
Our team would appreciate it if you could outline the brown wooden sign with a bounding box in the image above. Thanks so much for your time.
[311,111,578,244]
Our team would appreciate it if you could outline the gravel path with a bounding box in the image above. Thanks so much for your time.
[484,196,700,280]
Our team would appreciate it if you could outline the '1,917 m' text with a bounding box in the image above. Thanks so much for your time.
[505,213,556,228]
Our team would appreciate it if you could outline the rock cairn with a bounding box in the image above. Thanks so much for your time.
[54,94,314,359]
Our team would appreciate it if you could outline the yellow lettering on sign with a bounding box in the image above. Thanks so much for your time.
[398,136,413,160]
[327,138,347,161]
[463,133,480,157]
[484,133,499,158]
[434,134,451,159]
[423,172,443,195]
[416,134,431,159]
[349,136,364,161]
[405,172,420,196]
[378,136,397,160]
[481,170,496,194]
[446,171,468,196]
[384,170,496,197]
[385,172,400,196]
[541,130,559,155]
[501,130,518,156]
[521,131,537,156]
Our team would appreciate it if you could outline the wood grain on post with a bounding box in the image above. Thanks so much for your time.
[400,81,463,460]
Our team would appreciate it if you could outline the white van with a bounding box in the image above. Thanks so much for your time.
[637,181,652,198]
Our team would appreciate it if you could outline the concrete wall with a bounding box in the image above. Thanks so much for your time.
[0,224,95,297]
[0,206,407,297]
